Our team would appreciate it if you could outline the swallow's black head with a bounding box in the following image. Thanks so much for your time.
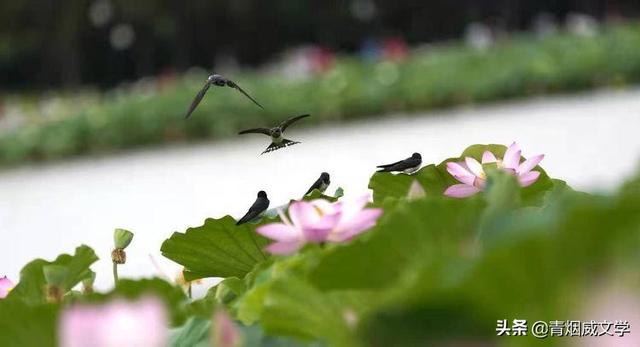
[208,74,226,85]
[412,153,422,160]
[320,172,330,180]
[272,129,282,137]
[257,191,267,198]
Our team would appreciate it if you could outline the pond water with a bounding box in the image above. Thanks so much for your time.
[1,88,639,293]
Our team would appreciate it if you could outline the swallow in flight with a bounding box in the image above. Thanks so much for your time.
[185,74,263,119]
[238,114,310,154]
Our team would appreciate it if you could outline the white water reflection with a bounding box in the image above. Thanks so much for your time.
[1,88,639,294]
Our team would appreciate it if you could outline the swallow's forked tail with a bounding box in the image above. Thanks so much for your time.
[261,139,300,154]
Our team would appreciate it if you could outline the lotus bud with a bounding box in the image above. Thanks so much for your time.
[0,276,15,299]
[211,309,241,347]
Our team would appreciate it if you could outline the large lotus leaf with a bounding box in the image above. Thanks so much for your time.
[359,185,640,346]
[236,279,272,325]
[215,276,246,304]
[168,317,325,347]
[309,196,485,291]
[368,164,451,204]
[240,324,326,347]
[302,187,344,203]
[260,276,374,347]
[465,189,640,319]
[161,216,272,281]
[234,252,316,325]
[169,317,211,347]
[357,294,493,347]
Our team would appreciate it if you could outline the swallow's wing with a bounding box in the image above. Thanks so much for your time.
[185,82,211,119]
[305,176,324,196]
[254,197,270,213]
[236,198,269,225]
[377,159,405,168]
[279,114,310,131]
[377,156,420,172]
[238,128,272,136]
[395,157,420,170]
[226,80,264,109]
[236,210,253,225]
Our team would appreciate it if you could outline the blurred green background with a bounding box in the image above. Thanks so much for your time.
[2,1,640,166]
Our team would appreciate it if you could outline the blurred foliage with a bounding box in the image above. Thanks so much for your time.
[2,23,640,167]
[161,216,272,281]
[0,299,59,347]
[169,317,212,347]
[5,1,632,88]
[7,245,98,305]
[82,277,195,325]
[3,144,640,346]
[168,317,324,347]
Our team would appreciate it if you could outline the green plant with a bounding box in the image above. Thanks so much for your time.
[3,143,639,346]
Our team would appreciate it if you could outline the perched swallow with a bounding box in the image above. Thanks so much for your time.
[238,114,310,154]
[304,172,331,196]
[377,153,422,174]
[185,74,263,119]
[236,191,270,225]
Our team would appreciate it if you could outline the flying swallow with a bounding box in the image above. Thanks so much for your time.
[185,74,263,119]
[377,153,422,174]
[304,172,330,196]
[236,191,270,225]
[238,114,310,154]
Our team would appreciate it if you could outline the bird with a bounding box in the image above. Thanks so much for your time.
[377,153,422,174]
[238,114,310,154]
[184,74,263,119]
[236,191,270,226]
[304,172,330,196]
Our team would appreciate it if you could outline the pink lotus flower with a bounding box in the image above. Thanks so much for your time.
[59,297,168,347]
[256,194,383,255]
[212,309,241,347]
[444,142,544,198]
[0,276,14,299]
